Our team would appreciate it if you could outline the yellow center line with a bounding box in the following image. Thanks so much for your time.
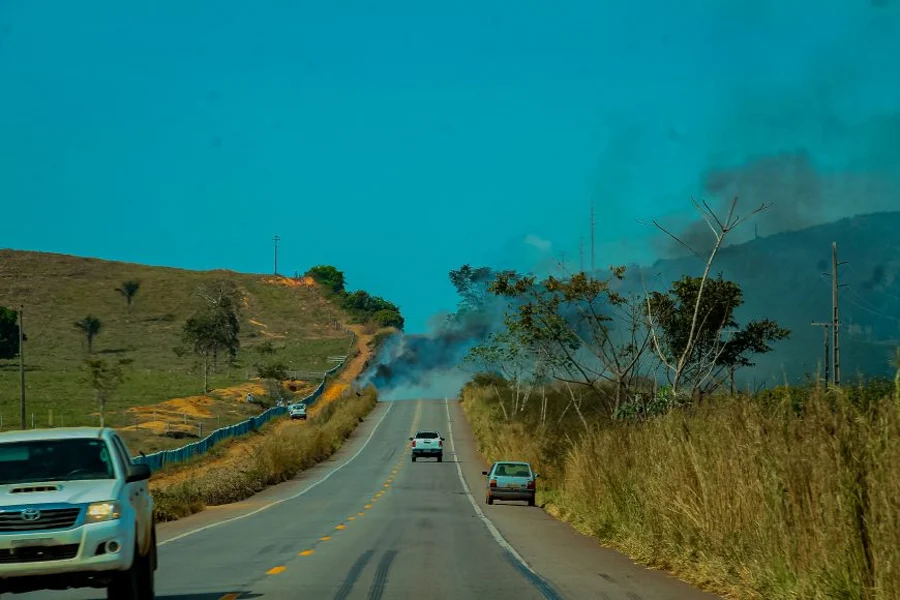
[358,512,365,516]
[299,550,314,557]
[319,536,331,541]
[348,516,356,521]
[266,566,286,575]
[364,504,372,509]
[335,524,346,530]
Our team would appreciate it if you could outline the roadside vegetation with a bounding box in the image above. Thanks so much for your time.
[305,265,405,330]
[455,198,900,600]
[152,385,378,522]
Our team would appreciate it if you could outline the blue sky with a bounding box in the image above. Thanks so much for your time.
[1,0,898,332]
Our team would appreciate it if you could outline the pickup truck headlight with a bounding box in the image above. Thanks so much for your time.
[86,501,122,523]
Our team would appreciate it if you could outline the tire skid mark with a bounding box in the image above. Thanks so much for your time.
[366,550,399,600]
[333,549,375,600]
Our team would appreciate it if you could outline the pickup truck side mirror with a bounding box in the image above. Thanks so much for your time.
[481,470,489,476]
[533,473,540,479]
[126,463,151,483]
[409,437,414,441]
[440,437,445,441]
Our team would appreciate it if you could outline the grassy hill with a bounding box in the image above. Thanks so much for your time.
[0,250,353,441]
[634,211,900,384]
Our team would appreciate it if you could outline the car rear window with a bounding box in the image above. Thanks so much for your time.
[495,463,531,478]
[416,432,439,439]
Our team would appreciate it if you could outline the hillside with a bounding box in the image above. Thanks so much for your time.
[636,211,900,383]
[0,250,354,443]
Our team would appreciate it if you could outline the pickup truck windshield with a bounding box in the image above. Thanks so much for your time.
[416,432,439,439]
[0,439,116,485]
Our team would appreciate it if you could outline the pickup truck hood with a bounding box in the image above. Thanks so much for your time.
[0,480,120,507]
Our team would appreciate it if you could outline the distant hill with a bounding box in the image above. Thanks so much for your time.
[633,211,900,385]
[0,250,353,428]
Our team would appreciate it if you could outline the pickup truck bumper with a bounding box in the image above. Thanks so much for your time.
[412,448,442,456]
[0,519,135,589]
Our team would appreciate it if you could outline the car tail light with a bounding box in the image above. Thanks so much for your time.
[411,440,416,448]
[527,479,535,490]
[489,479,497,488]
[438,439,443,448]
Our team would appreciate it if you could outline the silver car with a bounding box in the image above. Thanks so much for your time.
[482,461,539,506]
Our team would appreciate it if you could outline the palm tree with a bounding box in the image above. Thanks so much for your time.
[115,281,141,313]
[74,315,102,353]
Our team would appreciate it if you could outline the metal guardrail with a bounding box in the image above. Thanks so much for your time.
[132,359,347,472]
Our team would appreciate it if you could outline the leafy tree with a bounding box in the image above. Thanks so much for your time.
[489,268,653,419]
[115,280,141,313]
[180,281,241,391]
[449,265,496,314]
[646,275,790,396]
[372,309,404,329]
[0,306,24,360]
[74,315,103,353]
[305,265,346,294]
[83,357,130,427]
[257,362,289,380]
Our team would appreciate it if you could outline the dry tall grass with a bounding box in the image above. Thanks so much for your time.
[462,380,900,600]
[152,387,378,522]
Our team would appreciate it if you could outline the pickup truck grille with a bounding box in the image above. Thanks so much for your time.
[0,508,81,532]
[0,544,80,563]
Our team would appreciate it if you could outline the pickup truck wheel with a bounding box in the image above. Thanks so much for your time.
[437,455,443,463]
[411,455,416,462]
[108,543,155,599]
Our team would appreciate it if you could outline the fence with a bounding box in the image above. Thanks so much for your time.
[132,358,347,472]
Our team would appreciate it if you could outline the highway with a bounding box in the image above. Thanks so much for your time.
[25,399,719,599]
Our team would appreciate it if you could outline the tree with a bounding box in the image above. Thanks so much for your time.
[305,265,346,294]
[449,265,497,314]
[372,308,404,329]
[489,268,653,419]
[647,275,789,396]
[74,315,103,353]
[646,196,770,395]
[0,306,24,360]
[180,282,241,391]
[115,281,141,314]
[83,358,129,427]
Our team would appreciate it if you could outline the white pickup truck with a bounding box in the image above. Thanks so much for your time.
[0,427,157,599]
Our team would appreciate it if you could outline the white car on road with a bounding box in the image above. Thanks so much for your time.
[410,430,444,462]
[289,403,307,420]
[0,427,157,599]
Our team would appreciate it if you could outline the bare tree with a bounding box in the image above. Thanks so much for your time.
[645,197,770,395]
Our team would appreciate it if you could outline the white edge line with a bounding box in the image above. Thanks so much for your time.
[444,398,540,576]
[159,401,396,546]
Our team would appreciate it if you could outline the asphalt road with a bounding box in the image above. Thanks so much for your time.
[20,399,719,599]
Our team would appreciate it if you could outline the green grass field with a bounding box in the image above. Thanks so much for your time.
[0,250,353,439]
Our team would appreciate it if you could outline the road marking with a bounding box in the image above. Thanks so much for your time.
[348,516,356,521]
[364,504,372,509]
[299,550,314,556]
[159,401,396,546]
[319,535,331,541]
[444,398,561,594]
[336,524,346,530]
[266,566,286,575]
[358,512,365,516]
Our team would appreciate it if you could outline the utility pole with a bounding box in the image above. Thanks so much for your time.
[18,305,25,430]
[272,235,280,276]
[811,321,831,384]
[832,242,844,387]
[589,202,595,275]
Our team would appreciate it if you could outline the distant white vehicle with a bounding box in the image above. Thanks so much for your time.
[289,403,307,420]
[410,430,444,462]
[0,427,157,598]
